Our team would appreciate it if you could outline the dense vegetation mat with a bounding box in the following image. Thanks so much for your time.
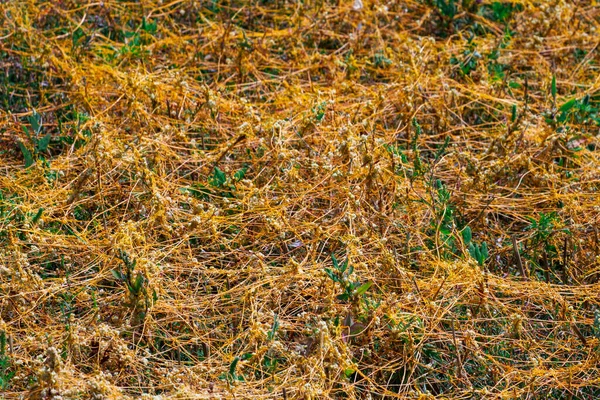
[1,0,600,398]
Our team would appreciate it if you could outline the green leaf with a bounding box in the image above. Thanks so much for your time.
[331,254,339,270]
[340,258,349,274]
[468,243,479,261]
[37,132,51,152]
[434,136,451,162]
[336,293,351,301]
[180,184,210,200]
[481,242,489,260]
[508,81,521,89]
[22,125,31,141]
[511,104,517,123]
[229,356,240,378]
[462,226,472,245]
[233,165,248,181]
[354,281,373,296]
[17,141,34,168]
[551,75,557,102]
[560,98,577,113]
[313,101,327,123]
[132,273,145,293]
[31,208,44,224]
[111,269,124,281]
[141,17,157,34]
[27,110,42,135]
[0,331,6,355]
[468,241,489,266]
[268,313,279,341]
[209,167,227,188]
[324,268,338,282]
[72,27,85,48]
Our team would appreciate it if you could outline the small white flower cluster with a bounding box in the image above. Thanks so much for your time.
[87,370,119,399]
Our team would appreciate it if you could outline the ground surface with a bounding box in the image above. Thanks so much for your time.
[1,0,600,398]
